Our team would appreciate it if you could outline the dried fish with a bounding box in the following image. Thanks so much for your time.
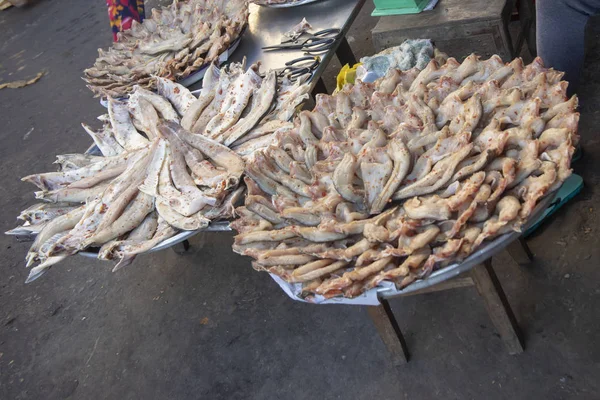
[234,54,577,298]
[84,0,249,97]
[12,61,307,277]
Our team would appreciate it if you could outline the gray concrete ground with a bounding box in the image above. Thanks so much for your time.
[1,1,599,399]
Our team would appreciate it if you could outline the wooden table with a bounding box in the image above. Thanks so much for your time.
[371,0,525,61]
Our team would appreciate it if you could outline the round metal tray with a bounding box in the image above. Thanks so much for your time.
[7,218,233,259]
[265,193,557,305]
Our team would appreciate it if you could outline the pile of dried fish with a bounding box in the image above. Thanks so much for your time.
[15,122,245,282]
[179,62,310,157]
[84,0,249,97]
[232,55,579,299]
[11,62,309,282]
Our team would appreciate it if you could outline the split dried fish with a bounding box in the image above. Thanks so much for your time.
[10,61,309,282]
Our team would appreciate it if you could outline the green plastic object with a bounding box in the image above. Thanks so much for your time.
[371,0,430,16]
[524,174,583,237]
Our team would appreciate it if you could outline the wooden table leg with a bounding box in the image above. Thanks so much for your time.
[470,260,524,354]
[311,77,328,98]
[335,36,357,66]
[506,237,534,266]
[367,298,409,365]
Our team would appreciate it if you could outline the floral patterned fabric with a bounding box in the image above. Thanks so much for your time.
[107,0,145,42]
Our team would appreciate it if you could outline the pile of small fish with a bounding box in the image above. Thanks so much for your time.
[231,55,579,299]
[10,61,310,282]
[84,0,249,98]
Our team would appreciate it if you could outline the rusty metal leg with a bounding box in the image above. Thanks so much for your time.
[470,259,524,355]
[335,36,357,66]
[367,298,409,365]
[171,239,190,255]
[311,77,328,98]
[506,237,534,266]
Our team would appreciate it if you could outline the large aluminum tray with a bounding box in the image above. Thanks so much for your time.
[7,220,233,260]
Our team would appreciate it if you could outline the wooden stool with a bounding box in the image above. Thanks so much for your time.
[371,0,519,61]
[368,238,534,365]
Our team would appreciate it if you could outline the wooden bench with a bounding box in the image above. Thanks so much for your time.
[371,0,530,61]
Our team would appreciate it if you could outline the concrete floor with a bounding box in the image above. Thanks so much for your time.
[1,1,599,399]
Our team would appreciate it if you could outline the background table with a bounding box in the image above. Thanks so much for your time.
[371,0,527,61]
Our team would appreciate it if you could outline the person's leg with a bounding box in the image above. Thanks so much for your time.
[536,0,600,93]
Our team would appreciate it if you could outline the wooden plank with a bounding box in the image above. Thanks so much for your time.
[367,299,409,365]
[311,77,328,97]
[373,19,512,60]
[372,0,507,32]
[470,260,524,354]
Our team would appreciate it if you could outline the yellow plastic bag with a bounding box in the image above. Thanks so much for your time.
[336,63,362,92]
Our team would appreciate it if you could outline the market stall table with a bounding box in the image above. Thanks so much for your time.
[14,0,575,367]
